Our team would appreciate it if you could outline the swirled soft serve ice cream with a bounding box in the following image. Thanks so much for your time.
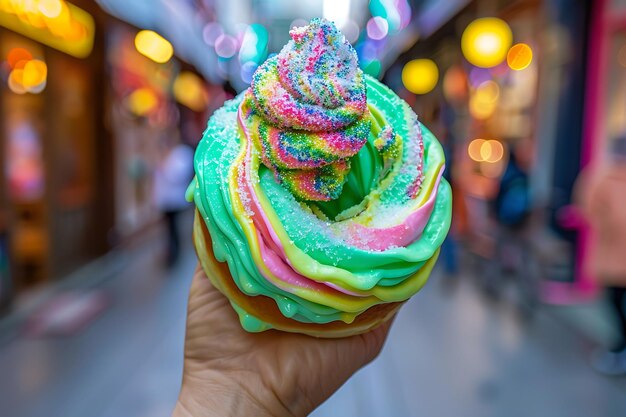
[188,18,452,338]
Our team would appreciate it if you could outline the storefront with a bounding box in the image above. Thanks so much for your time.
[391,0,591,299]
[106,22,181,239]
[0,1,114,298]
[105,21,219,240]
[0,2,222,308]
[578,0,626,293]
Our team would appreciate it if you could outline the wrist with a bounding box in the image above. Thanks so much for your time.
[173,371,296,417]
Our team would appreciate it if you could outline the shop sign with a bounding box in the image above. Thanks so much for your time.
[0,1,94,58]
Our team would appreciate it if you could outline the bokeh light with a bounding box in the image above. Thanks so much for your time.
[358,39,379,62]
[469,80,500,119]
[480,140,504,163]
[22,60,48,90]
[6,47,47,95]
[240,61,258,84]
[8,69,27,94]
[369,0,410,31]
[476,80,500,101]
[38,0,63,19]
[443,65,468,102]
[396,0,412,29]
[126,88,158,116]
[507,43,533,71]
[46,3,73,36]
[468,139,504,163]
[202,22,223,47]
[214,34,238,59]
[134,30,173,64]
[402,59,439,94]
[468,139,486,161]
[461,17,512,68]
[8,48,32,69]
[367,16,389,40]
[173,72,208,112]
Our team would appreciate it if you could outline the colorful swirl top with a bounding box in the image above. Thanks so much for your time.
[188,19,452,331]
[248,18,371,201]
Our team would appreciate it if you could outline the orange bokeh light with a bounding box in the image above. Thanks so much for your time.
[468,139,505,163]
[468,139,486,161]
[480,140,504,163]
[8,47,32,69]
[507,43,533,71]
[6,48,48,95]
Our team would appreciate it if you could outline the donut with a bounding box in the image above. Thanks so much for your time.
[187,18,452,337]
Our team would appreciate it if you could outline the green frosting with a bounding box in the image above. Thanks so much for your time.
[189,76,452,325]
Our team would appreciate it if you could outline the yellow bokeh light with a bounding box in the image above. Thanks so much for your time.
[127,88,158,116]
[173,71,208,112]
[22,59,47,88]
[469,94,496,119]
[134,30,174,64]
[507,43,533,71]
[28,82,46,94]
[7,53,47,94]
[38,0,63,18]
[476,80,499,102]
[468,139,486,161]
[469,80,500,120]
[45,3,71,35]
[62,20,83,40]
[461,17,512,68]
[402,59,439,94]
[24,4,46,28]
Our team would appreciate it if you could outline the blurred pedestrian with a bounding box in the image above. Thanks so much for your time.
[493,144,531,232]
[436,103,466,282]
[579,135,626,375]
[153,132,194,267]
[485,143,534,301]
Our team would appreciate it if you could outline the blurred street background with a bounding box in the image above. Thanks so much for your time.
[1,0,626,416]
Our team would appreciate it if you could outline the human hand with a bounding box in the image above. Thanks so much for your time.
[173,264,395,417]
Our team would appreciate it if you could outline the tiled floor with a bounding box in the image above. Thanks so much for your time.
[1,228,625,417]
